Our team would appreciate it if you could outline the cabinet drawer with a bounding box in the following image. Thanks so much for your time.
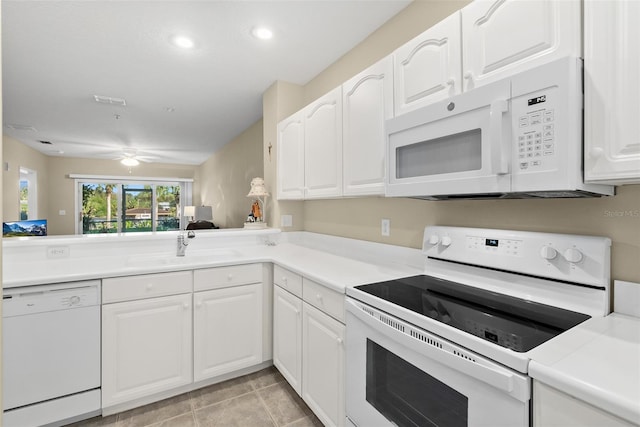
[302,278,345,323]
[274,265,303,298]
[194,263,262,291]
[103,271,192,303]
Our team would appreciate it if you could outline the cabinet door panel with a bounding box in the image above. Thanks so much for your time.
[302,303,345,427]
[394,11,461,115]
[193,284,262,381]
[584,0,640,183]
[277,111,305,200]
[102,294,192,408]
[462,0,580,90]
[304,87,343,199]
[273,285,303,395]
[343,56,392,196]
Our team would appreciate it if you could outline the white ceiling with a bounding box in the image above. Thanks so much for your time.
[2,0,410,165]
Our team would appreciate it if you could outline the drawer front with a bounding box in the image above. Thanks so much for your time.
[103,271,192,303]
[194,263,262,291]
[274,265,303,298]
[302,278,345,323]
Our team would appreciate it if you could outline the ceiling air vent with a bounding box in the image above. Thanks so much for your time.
[93,95,127,106]
[6,124,37,132]
[39,140,52,145]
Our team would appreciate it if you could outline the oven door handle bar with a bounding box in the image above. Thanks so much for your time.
[346,299,530,402]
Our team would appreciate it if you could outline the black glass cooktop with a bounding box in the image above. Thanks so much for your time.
[354,275,590,352]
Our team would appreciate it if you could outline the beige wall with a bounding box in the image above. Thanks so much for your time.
[195,119,264,229]
[264,0,640,284]
[2,135,49,223]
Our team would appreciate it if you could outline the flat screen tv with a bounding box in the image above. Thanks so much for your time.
[3,219,47,237]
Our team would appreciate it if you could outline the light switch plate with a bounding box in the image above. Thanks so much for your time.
[381,219,390,236]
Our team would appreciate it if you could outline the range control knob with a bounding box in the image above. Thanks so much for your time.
[428,235,440,245]
[441,236,452,247]
[563,248,584,263]
[540,246,558,260]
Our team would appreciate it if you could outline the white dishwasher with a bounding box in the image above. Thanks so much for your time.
[3,280,102,427]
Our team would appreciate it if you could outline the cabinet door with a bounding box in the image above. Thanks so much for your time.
[193,283,263,382]
[273,285,303,395]
[302,302,345,427]
[584,0,640,184]
[342,56,393,196]
[461,0,581,91]
[102,293,192,408]
[304,87,343,199]
[277,111,305,200]
[393,11,461,115]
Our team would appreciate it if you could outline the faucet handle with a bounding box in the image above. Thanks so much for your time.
[187,230,196,238]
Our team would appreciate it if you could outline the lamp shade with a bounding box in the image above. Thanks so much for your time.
[247,177,269,197]
[183,206,195,217]
[195,206,213,221]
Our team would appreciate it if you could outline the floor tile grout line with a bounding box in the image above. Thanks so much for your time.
[255,386,281,427]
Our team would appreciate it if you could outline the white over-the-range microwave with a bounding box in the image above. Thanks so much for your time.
[385,57,614,200]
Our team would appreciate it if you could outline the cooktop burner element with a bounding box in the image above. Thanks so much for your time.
[355,274,590,352]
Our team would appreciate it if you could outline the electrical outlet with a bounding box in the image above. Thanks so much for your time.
[47,246,70,259]
[381,219,390,236]
[281,214,293,227]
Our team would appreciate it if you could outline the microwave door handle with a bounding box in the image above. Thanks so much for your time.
[490,99,509,175]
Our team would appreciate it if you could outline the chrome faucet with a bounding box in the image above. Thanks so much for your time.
[177,232,194,257]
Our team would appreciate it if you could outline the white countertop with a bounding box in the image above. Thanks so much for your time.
[529,313,640,425]
[2,233,422,292]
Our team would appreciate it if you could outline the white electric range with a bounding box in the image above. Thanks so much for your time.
[345,226,611,427]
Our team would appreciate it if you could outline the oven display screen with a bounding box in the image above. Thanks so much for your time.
[484,331,499,343]
[485,239,499,247]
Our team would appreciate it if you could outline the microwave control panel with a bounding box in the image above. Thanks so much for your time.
[513,87,559,173]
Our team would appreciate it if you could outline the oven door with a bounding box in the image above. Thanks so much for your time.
[346,298,530,427]
[386,80,511,199]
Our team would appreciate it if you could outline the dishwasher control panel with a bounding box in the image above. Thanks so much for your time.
[3,280,101,317]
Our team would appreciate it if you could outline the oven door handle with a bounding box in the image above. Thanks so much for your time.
[347,300,527,399]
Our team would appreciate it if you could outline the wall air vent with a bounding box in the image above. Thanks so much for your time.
[6,124,37,132]
[93,95,127,106]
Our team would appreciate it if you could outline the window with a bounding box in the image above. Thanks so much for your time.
[19,167,38,220]
[76,176,191,234]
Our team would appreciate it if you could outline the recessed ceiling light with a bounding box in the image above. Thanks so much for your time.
[251,27,273,40]
[170,35,195,49]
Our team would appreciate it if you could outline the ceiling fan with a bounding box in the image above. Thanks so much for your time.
[113,150,158,166]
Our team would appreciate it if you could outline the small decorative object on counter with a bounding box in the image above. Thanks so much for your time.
[244,177,269,229]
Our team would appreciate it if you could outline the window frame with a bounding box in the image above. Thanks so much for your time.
[72,174,193,235]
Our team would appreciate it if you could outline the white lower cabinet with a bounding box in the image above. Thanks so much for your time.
[302,302,346,427]
[273,285,303,394]
[273,267,346,427]
[193,283,263,382]
[533,381,635,427]
[102,292,193,408]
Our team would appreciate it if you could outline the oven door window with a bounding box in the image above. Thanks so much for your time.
[366,339,468,427]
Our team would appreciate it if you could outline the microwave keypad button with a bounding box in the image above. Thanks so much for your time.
[535,144,542,151]
[544,124,554,131]
[519,141,525,148]
[519,116,529,127]
[520,162,529,169]
[518,135,525,142]
[544,110,554,122]
[527,146,533,152]
[544,143,554,150]
[532,160,541,166]
[527,153,533,158]
[529,113,542,125]
[543,130,554,138]
[535,138,542,145]
[526,134,534,140]
[534,152,542,157]
[543,150,554,156]
[535,132,542,138]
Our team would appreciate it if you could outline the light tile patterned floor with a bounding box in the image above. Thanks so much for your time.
[68,367,323,427]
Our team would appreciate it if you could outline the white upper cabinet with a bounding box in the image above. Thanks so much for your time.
[461,0,581,91]
[277,111,305,200]
[304,87,343,199]
[584,0,640,184]
[342,56,393,196]
[394,12,462,115]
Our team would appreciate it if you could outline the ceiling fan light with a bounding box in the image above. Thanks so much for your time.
[121,157,139,167]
